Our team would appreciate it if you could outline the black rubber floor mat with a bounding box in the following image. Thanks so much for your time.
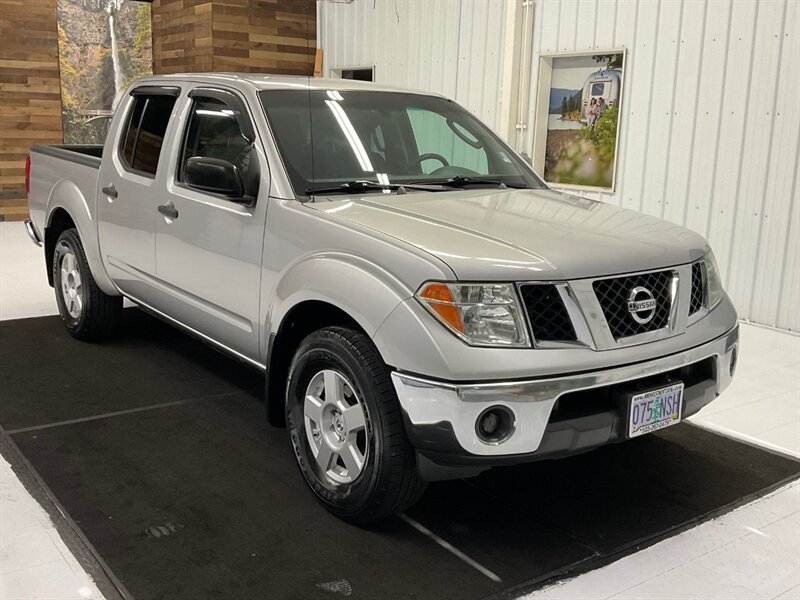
[2,311,798,600]
[0,310,261,431]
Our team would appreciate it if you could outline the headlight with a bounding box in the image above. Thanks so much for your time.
[416,282,530,347]
[704,252,724,309]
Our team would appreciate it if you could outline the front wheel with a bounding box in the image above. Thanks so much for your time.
[286,326,426,523]
[52,228,122,341]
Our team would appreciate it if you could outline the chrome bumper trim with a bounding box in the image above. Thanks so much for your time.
[24,219,42,247]
[392,326,739,457]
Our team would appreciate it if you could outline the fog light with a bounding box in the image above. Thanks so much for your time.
[729,346,738,377]
[476,406,515,444]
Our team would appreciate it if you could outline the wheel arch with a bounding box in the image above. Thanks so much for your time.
[44,181,117,295]
[264,253,416,427]
[44,207,76,287]
[266,300,368,426]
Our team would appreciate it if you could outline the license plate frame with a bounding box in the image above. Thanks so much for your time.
[627,382,684,438]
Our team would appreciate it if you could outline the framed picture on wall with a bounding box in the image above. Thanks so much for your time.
[531,49,626,192]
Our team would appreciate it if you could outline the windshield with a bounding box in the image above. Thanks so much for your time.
[259,90,545,195]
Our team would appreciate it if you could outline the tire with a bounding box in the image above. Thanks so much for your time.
[286,326,427,523]
[52,228,122,341]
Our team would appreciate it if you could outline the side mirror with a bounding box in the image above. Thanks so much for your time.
[184,156,245,199]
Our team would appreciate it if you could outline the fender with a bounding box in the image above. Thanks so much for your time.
[267,251,418,366]
[46,179,118,296]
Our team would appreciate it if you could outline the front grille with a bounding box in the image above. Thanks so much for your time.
[689,261,706,314]
[593,270,673,339]
[518,284,577,343]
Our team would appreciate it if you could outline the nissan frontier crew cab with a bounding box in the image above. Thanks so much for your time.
[25,74,739,523]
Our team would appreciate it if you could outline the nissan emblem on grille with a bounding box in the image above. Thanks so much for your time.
[627,286,657,324]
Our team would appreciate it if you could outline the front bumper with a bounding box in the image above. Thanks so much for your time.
[392,326,738,476]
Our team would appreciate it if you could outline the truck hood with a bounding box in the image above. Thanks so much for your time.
[313,187,710,280]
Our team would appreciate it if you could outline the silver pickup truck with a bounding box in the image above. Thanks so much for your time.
[25,74,739,523]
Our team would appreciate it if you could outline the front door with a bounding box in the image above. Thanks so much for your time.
[154,87,268,362]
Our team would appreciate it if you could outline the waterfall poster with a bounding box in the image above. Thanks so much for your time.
[57,0,153,144]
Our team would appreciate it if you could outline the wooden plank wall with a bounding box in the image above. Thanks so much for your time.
[152,0,214,74]
[0,0,315,221]
[152,0,315,75]
[0,0,63,222]
[211,0,315,74]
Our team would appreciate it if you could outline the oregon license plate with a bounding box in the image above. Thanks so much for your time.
[628,382,684,438]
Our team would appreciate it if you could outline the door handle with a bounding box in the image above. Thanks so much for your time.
[157,202,179,220]
[102,184,118,199]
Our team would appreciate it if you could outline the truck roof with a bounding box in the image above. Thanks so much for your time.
[132,73,443,97]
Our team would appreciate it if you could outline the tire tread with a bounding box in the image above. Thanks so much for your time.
[55,229,121,341]
[289,326,426,523]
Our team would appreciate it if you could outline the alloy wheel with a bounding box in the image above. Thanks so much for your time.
[303,369,369,484]
[59,246,83,319]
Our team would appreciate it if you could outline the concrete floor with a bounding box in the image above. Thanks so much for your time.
[1,221,798,600]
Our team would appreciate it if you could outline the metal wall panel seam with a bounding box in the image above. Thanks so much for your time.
[636,0,663,214]
[680,0,710,227]
[571,0,581,50]
[611,0,641,209]
[774,123,800,327]
[719,2,761,285]
[754,0,800,325]
[701,2,735,246]
[454,0,464,104]
[746,0,789,317]
[659,0,686,220]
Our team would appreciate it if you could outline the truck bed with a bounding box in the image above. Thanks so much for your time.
[27,144,103,245]
[30,144,103,169]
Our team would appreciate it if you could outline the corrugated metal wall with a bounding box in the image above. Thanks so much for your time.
[318,0,800,332]
[317,0,507,128]
[527,0,799,333]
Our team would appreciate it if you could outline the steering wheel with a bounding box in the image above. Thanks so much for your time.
[406,152,450,173]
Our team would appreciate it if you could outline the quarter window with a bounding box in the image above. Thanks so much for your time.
[121,98,145,167]
[120,94,177,176]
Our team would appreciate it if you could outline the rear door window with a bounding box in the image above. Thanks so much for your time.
[120,94,177,176]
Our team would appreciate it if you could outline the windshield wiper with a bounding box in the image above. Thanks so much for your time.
[305,180,443,196]
[408,175,522,189]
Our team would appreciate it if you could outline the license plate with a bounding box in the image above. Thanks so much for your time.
[628,382,684,438]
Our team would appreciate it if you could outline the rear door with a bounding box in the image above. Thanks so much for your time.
[153,86,269,361]
[97,86,180,302]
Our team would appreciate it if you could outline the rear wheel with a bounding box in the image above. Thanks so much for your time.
[52,228,121,341]
[286,326,426,523]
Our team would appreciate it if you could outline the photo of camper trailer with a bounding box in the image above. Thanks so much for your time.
[541,51,625,190]
[580,67,622,123]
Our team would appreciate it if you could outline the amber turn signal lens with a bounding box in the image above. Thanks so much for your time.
[418,282,453,303]
[417,283,465,334]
